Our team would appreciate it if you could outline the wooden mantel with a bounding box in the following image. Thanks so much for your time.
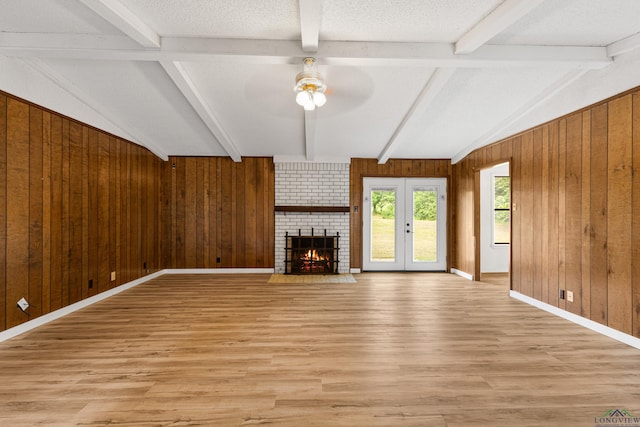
[275,206,350,213]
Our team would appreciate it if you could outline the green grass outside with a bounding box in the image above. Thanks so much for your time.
[371,215,437,262]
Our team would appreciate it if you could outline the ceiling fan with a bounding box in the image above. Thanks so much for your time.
[293,57,327,111]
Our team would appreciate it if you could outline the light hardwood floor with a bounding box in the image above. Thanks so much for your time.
[480,272,510,287]
[0,273,638,426]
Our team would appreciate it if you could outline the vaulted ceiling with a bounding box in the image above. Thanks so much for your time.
[2,0,640,163]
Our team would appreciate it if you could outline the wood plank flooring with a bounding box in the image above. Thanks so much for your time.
[479,272,510,287]
[0,273,639,426]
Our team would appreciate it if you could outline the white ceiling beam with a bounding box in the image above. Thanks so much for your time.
[607,31,640,58]
[0,32,139,50]
[299,0,324,52]
[304,109,317,161]
[451,69,590,164]
[77,0,160,48]
[160,61,242,162]
[455,0,546,54]
[273,155,351,163]
[20,58,168,160]
[0,36,612,69]
[378,68,456,164]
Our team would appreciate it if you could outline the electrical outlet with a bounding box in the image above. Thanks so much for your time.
[559,289,565,300]
[17,297,29,312]
[567,290,574,303]
[110,271,116,282]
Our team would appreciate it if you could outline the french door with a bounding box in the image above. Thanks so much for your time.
[363,178,447,271]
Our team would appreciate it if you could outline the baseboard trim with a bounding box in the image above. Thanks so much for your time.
[451,268,474,281]
[510,290,640,350]
[162,268,274,274]
[350,268,361,274]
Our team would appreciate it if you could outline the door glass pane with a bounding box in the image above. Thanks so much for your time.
[413,190,437,262]
[370,190,395,262]
[493,176,510,244]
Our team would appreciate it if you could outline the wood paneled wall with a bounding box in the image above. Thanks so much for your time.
[161,156,274,269]
[453,87,640,338]
[349,158,452,270]
[0,92,163,331]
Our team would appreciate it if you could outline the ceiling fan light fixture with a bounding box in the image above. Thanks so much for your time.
[294,57,327,111]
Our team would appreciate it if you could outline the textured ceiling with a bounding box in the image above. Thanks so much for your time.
[1,0,640,163]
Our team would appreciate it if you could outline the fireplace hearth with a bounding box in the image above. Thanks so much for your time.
[284,229,340,274]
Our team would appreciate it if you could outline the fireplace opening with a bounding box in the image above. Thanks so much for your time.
[284,229,339,274]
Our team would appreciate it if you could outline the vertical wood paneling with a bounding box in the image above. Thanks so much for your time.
[590,104,608,324]
[581,111,591,318]
[541,125,550,302]
[350,160,362,268]
[244,158,257,267]
[565,113,582,315]
[29,106,44,318]
[521,132,534,296]
[130,147,140,277]
[68,122,83,304]
[109,137,118,288]
[606,95,633,334]
[121,142,131,283]
[87,129,99,296]
[208,157,218,267]
[139,150,148,274]
[473,169,481,280]
[174,157,185,268]
[0,95,7,330]
[6,99,30,328]
[61,119,70,306]
[547,122,559,307]
[557,119,567,311]
[97,133,110,293]
[150,155,158,272]
[231,163,238,267]
[81,128,89,299]
[633,94,640,337]
[254,158,265,267]
[49,115,63,311]
[195,158,205,267]
[221,159,232,267]
[162,156,274,269]
[114,138,122,284]
[511,138,521,293]
[184,158,197,268]
[42,113,53,312]
[160,157,173,268]
[0,91,163,333]
[216,158,223,265]
[532,129,543,300]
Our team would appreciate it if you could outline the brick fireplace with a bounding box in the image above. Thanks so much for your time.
[274,162,350,274]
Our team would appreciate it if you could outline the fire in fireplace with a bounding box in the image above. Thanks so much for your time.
[284,229,339,274]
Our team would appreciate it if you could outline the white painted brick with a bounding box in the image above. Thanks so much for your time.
[274,162,351,273]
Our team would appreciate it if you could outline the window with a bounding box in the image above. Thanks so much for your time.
[493,176,510,244]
